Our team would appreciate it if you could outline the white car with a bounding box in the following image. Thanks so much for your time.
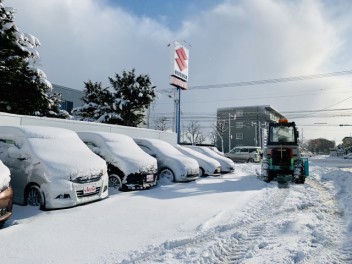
[175,145,221,177]
[343,153,352,159]
[208,146,224,156]
[0,126,109,210]
[77,131,158,190]
[185,145,235,173]
[133,138,199,183]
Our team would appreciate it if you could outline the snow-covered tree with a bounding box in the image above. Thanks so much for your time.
[72,80,121,123]
[0,1,61,116]
[109,69,157,127]
[73,70,157,127]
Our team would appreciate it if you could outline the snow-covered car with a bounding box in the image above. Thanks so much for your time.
[0,160,13,228]
[175,145,221,177]
[208,146,224,156]
[77,131,158,190]
[133,138,199,183]
[343,153,352,159]
[0,126,109,210]
[185,145,235,173]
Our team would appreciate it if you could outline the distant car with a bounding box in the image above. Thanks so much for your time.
[134,138,199,183]
[225,146,262,163]
[175,145,221,177]
[208,146,224,156]
[0,126,109,210]
[343,153,352,159]
[0,160,13,228]
[185,145,235,173]
[77,131,158,191]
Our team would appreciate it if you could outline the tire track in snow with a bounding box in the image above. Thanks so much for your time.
[220,187,290,263]
[118,177,348,264]
[119,185,289,264]
[302,178,352,264]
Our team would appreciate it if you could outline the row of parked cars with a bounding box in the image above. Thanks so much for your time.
[0,125,236,228]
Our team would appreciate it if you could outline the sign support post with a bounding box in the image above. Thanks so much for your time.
[169,41,189,144]
[176,86,181,144]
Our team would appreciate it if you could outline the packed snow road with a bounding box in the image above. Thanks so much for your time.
[1,156,352,264]
[121,157,352,264]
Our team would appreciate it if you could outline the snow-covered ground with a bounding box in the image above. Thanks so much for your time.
[1,155,352,264]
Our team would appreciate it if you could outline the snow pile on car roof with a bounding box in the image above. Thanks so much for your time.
[176,145,221,165]
[135,138,185,157]
[0,160,11,190]
[77,132,157,176]
[0,126,107,180]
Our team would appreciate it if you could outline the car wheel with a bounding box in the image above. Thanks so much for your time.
[159,168,175,184]
[198,167,205,177]
[109,174,122,190]
[27,185,45,210]
[248,158,254,163]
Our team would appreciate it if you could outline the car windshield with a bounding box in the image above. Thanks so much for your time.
[270,126,295,143]
[26,137,105,179]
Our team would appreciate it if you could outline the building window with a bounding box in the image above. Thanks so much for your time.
[236,121,244,128]
[236,133,243,140]
[60,100,74,113]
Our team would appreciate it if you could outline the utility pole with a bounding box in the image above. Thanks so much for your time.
[228,113,236,152]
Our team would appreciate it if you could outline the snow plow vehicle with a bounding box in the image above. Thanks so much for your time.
[261,118,308,185]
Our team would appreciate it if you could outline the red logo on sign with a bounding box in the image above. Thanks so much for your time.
[175,47,188,71]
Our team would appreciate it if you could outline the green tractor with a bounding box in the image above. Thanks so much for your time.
[261,118,309,185]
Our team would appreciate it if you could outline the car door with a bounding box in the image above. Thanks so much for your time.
[227,148,240,161]
[239,148,249,161]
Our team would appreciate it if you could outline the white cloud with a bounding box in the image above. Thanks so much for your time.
[8,0,352,143]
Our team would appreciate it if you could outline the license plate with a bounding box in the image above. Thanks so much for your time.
[146,174,154,182]
[83,185,96,194]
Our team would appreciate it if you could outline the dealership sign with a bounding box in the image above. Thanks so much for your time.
[170,41,189,90]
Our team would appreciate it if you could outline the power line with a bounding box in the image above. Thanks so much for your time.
[189,70,352,90]
[289,95,352,119]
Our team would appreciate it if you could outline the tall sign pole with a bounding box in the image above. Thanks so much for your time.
[170,41,189,144]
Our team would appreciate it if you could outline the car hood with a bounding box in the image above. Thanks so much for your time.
[101,142,157,175]
[25,138,107,180]
[160,154,199,172]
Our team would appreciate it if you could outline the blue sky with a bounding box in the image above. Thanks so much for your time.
[106,0,219,30]
[9,0,352,144]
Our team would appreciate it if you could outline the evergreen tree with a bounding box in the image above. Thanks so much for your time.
[72,80,121,123]
[73,69,157,127]
[109,69,157,127]
[0,1,60,116]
